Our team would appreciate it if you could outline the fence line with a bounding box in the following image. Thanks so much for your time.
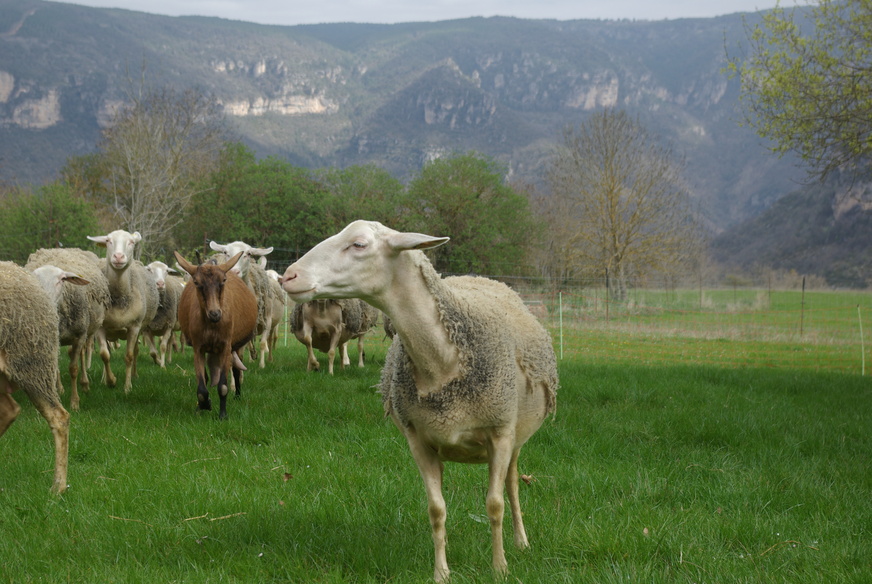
[272,278,872,375]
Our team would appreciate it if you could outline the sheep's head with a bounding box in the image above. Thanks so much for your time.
[146,261,179,290]
[280,220,448,304]
[87,230,142,270]
[209,240,273,279]
[30,265,90,305]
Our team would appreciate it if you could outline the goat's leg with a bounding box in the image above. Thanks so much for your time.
[506,446,530,549]
[486,434,515,577]
[193,349,211,411]
[213,354,230,420]
[25,389,70,495]
[404,429,450,583]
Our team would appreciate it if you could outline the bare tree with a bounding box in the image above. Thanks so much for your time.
[99,76,227,256]
[546,109,701,299]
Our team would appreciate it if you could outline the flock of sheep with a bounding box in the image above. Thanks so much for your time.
[1,220,559,582]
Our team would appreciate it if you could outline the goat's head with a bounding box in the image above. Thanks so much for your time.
[174,250,243,323]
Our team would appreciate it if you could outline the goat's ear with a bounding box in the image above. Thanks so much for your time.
[87,235,109,247]
[388,232,450,252]
[173,251,197,277]
[220,251,244,273]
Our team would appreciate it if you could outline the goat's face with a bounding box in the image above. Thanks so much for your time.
[192,265,227,323]
[174,250,244,324]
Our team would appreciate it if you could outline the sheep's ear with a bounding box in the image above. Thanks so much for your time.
[251,246,274,257]
[220,251,244,273]
[87,235,109,247]
[62,273,90,286]
[131,232,142,244]
[173,251,197,277]
[388,232,450,252]
[209,240,226,253]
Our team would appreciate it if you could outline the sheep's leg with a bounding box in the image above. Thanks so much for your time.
[0,388,22,437]
[122,327,141,393]
[506,447,530,550]
[157,330,172,368]
[96,330,116,388]
[340,341,352,369]
[25,390,70,495]
[78,342,91,393]
[357,337,366,367]
[259,316,271,369]
[144,331,160,365]
[486,434,515,577]
[404,429,450,583]
[67,338,85,412]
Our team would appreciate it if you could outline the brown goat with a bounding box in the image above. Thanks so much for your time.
[174,251,258,419]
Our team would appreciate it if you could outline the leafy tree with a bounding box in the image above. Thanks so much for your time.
[404,152,540,275]
[185,143,332,259]
[0,182,99,263]
[728,0,872,181]
[315,164,406,230]
[547,110,701,299]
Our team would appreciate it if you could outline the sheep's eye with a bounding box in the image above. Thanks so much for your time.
[352,241,366,249]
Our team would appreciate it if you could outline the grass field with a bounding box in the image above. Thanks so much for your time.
[1,335,870,583]
[523,287,872,372]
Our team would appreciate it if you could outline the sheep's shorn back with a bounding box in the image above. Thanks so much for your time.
[0,261,70,494]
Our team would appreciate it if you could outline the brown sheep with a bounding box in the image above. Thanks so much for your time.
[174,251,258,419]
[0,261,70,494]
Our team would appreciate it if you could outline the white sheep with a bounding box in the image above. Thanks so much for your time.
[87,230,159,393]
[143,261,184,368]
[290,298,378,374]
[209,240,276,368]
[25,248,111,411]
[0,261,70,494]
[262,263,287,364]
[281,220,558,582]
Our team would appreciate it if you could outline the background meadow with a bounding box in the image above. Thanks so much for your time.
[1,328,870,583]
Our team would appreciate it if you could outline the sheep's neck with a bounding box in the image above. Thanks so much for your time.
[381,271,460,398]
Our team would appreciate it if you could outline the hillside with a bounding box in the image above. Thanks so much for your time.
[0,0,806,232]
[710,177,872,288]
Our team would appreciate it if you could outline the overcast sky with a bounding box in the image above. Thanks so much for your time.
[56,0,785,26]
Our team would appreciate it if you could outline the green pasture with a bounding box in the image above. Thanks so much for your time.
[1,333,870,583]
[523,287,872,372]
